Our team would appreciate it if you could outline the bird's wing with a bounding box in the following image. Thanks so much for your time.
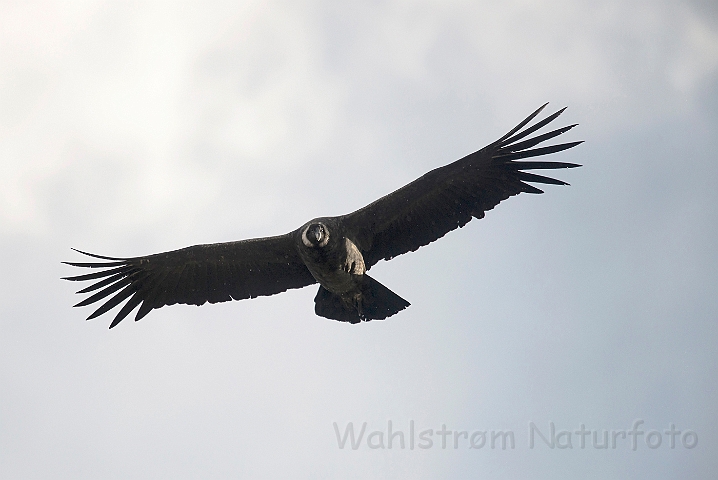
[63,233,316,328]
[340,104,582,268]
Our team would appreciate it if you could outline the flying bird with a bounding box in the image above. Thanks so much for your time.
[64,103,581,328]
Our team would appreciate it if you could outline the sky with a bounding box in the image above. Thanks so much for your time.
[1,0,717,478]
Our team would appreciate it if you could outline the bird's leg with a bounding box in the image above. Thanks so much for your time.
[353,293,366,320]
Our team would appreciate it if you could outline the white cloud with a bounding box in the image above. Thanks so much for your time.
[1,2,716,478]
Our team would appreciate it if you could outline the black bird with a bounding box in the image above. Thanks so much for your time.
[64,103,581,328]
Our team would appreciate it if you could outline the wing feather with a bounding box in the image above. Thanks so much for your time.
[340,105,582,267]
[76,271,134,294]
[63,233,316,328]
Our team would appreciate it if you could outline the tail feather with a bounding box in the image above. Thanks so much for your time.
[314,286,361,323]
[314,275,410,324]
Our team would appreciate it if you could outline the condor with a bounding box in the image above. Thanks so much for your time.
[64,103,581,328]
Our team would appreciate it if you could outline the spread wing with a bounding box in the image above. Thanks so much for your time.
[340,103,582,268]
[63,233,316,328]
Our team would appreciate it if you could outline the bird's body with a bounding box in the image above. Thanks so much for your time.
[296,219,365,291]
[295,218,409,322]
[64,104,582,328]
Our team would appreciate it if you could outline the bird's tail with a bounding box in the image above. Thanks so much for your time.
[314,275,410,324]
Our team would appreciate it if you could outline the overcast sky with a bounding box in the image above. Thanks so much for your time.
[1,1,717,478]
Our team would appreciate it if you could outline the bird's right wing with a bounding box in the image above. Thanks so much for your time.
[63,233,316,328]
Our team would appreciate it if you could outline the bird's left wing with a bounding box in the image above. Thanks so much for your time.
[339,104,582,268]
[63,233,316,328]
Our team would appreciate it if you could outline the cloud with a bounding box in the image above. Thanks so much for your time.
[1,1,716,478]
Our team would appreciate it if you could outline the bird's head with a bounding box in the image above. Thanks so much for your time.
[301,222,330,248]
